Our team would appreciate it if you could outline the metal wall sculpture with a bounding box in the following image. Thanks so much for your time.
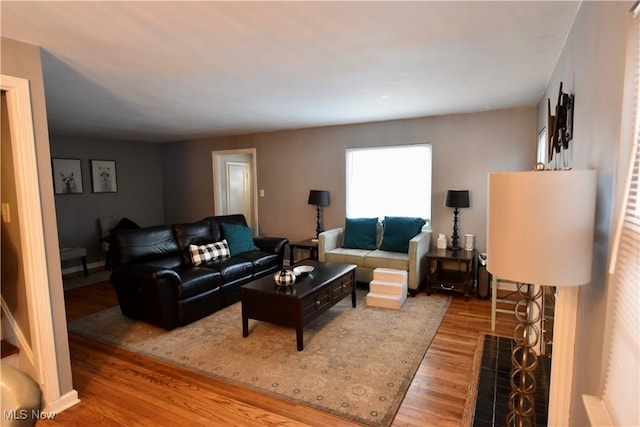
[547,81,575,167]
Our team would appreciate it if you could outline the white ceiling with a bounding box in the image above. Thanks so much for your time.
[1,1,579,143]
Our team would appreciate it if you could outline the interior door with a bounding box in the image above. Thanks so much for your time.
[226,161,252,227]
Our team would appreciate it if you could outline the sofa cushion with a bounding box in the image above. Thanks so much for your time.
[379,216,426,253]
[143,256,185,270]
[110,225,181,267]
[189,240,230,266]
[237,250,280,274]
[202,256,254,283]
[221,223,260,255]
[173,266,221,300]
[342,217,379,250]
[324,247,373,266]
[363,249,410,271]
[173,220,215,264]
[173,220,214,248]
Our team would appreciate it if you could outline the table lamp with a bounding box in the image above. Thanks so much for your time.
[487,170,596,426]
[308,190,330,240]
[445,189,470,251]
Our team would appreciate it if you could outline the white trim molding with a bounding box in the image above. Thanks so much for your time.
[548,286,580,425]
[211,148,259,235]
[0,296,35,371]
[583,394,614,426]
[1,74,80,412]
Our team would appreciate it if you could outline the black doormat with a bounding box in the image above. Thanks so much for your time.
[470,335,551,427]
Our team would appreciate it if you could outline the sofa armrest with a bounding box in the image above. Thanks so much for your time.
[110,264,182,329]
[253,236,288,255]
[254,236,289,269]
[318,228,344,261]
[408,230,432,290]
[111,263,180,281]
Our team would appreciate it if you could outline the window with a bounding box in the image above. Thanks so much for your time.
[537,127,547,164]
[601,15,640,423]
[584,4,640,425]
[345,144,431,222]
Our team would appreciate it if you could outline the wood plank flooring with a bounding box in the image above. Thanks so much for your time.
[53,279,517,426]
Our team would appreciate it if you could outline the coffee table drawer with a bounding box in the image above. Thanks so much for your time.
[302,287,331,320]
[331,273,354,298]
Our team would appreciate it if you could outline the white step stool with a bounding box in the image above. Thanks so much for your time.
[366,268,408,309]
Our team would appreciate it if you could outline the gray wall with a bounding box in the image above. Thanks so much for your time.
[50,135,165,265]
[536,2,631,424]
[163,106,536,253]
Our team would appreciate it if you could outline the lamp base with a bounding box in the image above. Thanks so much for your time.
[507,282,542,426]
[314,205,324,239]
[450,208,461,251]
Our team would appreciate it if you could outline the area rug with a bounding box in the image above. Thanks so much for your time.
[68,289,450,427]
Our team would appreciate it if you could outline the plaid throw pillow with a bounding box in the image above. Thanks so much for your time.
[189,240,230,266]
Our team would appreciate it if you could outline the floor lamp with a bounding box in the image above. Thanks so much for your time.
[487,170,596,426]
[308,190,330,240]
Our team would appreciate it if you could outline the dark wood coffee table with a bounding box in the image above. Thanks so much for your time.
[241,260,357,351]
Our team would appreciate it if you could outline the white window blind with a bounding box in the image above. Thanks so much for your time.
[596,4,640,425]
[345,144,431,221]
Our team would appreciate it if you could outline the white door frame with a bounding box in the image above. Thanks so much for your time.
[212,148,259,235]
[1,74,78,412]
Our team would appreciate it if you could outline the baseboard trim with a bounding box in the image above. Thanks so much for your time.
[62,260,103,275]
[44,389,80,414]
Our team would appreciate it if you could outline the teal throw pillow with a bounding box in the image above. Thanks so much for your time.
[379,216,426,253]
[342,217,378,250]
[221,223,259,256]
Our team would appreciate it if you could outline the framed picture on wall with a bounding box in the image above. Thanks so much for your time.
[52,158,83,194]
[90,159,118,193]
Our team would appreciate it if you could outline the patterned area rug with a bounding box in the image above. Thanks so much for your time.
[68,288,450,427]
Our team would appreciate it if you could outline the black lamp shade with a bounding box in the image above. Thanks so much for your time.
[308,190,330,207]
[445,190,470,208]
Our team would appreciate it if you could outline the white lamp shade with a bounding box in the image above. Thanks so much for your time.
[487,170,597,286]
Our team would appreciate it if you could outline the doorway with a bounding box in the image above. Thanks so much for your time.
[212,149,258,235]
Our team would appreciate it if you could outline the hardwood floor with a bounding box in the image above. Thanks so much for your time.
[54,280,517,426]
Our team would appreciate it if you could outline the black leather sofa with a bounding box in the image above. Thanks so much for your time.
[109,214,288,330]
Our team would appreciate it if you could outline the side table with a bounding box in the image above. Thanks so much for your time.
[425,248,475,300]
[288,238,319,265]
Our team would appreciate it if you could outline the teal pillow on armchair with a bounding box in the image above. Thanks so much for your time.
[379,216,426,253]
[342,217,378,250]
